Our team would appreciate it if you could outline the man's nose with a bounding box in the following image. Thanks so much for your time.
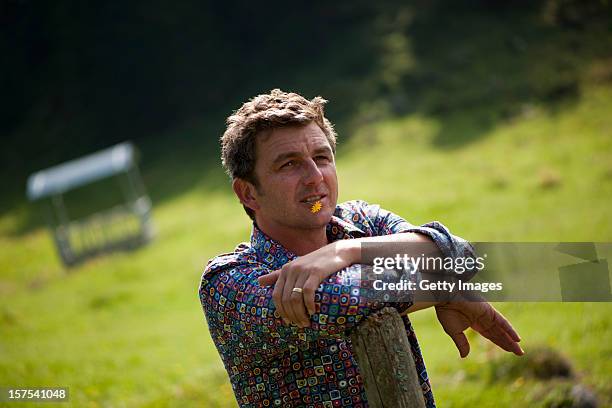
[302,159,324,185]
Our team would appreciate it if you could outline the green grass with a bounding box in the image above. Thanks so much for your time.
[1,82,612,407]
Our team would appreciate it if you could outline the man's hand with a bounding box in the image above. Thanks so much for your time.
[257,240,359,328]
[435,301,524,358]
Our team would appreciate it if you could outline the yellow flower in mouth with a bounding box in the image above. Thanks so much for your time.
[310,201,322,213]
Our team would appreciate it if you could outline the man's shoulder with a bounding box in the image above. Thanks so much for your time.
[335,199,384,229]
[335,199,376,218]
[203,242,252,274]
[335,199,414,237]
[199,242,257,289]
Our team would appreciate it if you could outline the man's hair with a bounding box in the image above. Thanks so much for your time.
[221,89,337,220]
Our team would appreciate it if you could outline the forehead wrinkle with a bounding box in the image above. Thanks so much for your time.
[271,141,332,165]
[313,145,333,155]
[256,123,332,166]
[272,150,302,165]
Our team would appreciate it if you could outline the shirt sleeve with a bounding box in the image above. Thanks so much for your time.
[199,260,413,361]
[364,202,479,279]
[367,204,476,258]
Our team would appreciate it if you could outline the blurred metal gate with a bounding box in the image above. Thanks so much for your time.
[26,142,154,266]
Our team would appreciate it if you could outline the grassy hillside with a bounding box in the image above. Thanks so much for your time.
[1,79,611,406]
[2,3,612,406]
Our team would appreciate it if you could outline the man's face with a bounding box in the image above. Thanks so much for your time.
[250,122,338,232]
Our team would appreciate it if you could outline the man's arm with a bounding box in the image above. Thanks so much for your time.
[258,231,439,325]
[200,260,415,361]
[259,231,523,358]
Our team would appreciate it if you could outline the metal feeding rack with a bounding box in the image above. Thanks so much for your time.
[26,142,154,266]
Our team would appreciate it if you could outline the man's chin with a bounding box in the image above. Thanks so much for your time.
[298,209,333,228]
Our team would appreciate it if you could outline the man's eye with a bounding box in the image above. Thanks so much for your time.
[315,155,330,162]
[281,160,295,169]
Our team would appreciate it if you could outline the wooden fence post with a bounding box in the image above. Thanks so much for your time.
[350,307,427,408]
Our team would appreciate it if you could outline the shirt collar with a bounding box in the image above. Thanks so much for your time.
[250,214,366,269]
[250,223,298,269]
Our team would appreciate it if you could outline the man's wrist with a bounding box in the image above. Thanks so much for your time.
[405,301,441,314]
[335,239,361,266]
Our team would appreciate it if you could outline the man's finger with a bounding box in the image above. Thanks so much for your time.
[450,331,470,358]
[479,325,524,356]
[258,270,280,286]
[476,309,524,355]
[281,267,302,325]
[496,311,521,342]
[292,274,311,327]
[272,271,288,324]
[302,276,320,316]
[287,291,309,328]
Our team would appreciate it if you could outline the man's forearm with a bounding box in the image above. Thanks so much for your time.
[336,232,442,266]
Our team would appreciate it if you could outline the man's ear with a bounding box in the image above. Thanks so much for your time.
[232,178,260,213]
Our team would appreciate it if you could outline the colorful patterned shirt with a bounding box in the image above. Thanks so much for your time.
[199,200,474,408]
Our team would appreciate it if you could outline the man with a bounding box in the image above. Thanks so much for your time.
[199,89,523,407]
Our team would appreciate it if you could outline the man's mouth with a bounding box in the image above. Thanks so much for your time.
[300,194,326,204]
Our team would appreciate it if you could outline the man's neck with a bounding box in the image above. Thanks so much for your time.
[255,221,328,256]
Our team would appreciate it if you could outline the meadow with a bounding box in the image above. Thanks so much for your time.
[2,3,612,406]
[1,78,611,407]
